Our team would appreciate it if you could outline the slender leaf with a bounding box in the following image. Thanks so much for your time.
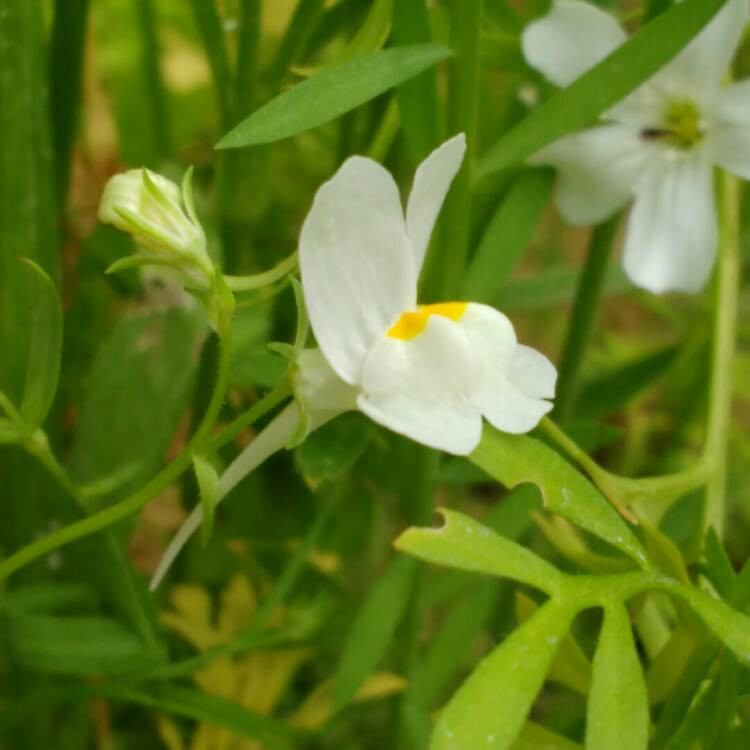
[512,722,582,750]
[477,0,730,178]
[463,169,553,302]
[586,603,648,750]
[2,611,164,676]
[193,454,219,546]
[396,508,563,594]
[18,260,63,429]
[334,556,418,709]
[392,0,442,163]
[217,44,452,148]
[97,684,301,748]
[470,425,651,568]
[667,584,750,665]
[431,598,575,750]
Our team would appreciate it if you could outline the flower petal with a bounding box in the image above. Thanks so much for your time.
[708,79,750,179]
[623,155,718,294]
[651,0,748,103]
[405,134,467,273]
[299,157,417,385]
[532,124,649,224]
[358,314,483,455]
[460,304,555,434]
[521,0,626,88]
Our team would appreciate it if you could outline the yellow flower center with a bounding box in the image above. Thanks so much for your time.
[641,100,704,150]
[387,302,468,340]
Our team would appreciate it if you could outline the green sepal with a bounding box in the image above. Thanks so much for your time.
[193,454,219,547]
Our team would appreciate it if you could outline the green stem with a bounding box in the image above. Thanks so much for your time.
[555,215,620,421]
[0,353,292,585]
[437,0,481,298]
[703,172,741,537]
[224,251,298,291]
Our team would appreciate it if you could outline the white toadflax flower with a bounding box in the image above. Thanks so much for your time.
[522,0,749,293]
[298,133,556,455]
[150,135,556,589]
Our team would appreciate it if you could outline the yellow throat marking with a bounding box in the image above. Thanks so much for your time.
[387,302,468,340]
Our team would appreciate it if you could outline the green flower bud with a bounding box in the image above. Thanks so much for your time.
[98,168,212,289]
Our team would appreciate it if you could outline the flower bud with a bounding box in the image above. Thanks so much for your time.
[98,168,212,288]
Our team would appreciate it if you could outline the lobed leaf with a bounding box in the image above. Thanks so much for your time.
[431,598,575,750]
[217,44,453,148]
[470,426,651,569]
[396,508,563,595]
[586,603,649,750]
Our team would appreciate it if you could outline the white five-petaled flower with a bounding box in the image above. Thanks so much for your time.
[522,0,750,294]
[149,136,556,589]
[297,133,556,455]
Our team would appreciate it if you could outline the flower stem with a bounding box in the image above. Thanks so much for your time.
[224,251,298,291]
[0,329,292,583]
[555,215,620,421]
[703,172,741,537]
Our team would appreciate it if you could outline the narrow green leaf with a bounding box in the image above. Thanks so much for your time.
[189,0,234,127]
[463,169,553,302]
[396,508,563,595]
[18,259,62,428]
[703,528,736,599]
[96,684,301,748]
[0,418,20,445]
[334,556,418,710]
[512,722,582,750]
[667,584,750,666]
[2,611,164,676]
[586,603,648,750]
[477,0,730,178]
[470,425,651,569]
[431,598,575,750]
[217,44,452,148]
[193,454,219,546]
[392,0,442,163]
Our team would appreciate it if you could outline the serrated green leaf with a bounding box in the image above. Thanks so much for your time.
[477,0,730,178]
[193,453,219,546]
[334,556,417,710]
[1,611,164,676]
[586,603,648,750]
[431,598,575,750]
[463,169,553,303]
[217,44,452,148]
[18,259,62,429]
[470,425,650,569]
[396,508,563,594]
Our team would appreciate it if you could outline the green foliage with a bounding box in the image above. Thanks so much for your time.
[3,1,750,749]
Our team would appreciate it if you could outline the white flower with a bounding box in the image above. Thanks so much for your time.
[298,134,556,455]
[98,168,212,289]
[150,137,556,589]
[521,0,750,293]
